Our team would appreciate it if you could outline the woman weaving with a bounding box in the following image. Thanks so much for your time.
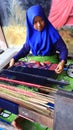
[9,5,68,129]
[9,5,68,74]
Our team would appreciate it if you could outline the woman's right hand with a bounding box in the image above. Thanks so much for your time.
[9,58,15,68]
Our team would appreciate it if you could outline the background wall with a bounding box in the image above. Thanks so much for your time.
[49,0,73,55]
[0,0,73,55]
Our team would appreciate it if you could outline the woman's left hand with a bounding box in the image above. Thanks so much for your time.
[55,60,65,74]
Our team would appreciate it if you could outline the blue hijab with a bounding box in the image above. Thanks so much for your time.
[26,5,60,56]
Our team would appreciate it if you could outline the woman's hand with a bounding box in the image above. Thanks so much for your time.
[55,60,65,74]
[9,58,15,68]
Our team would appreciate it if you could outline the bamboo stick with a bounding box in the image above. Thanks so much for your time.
[0,89,53,118]
[0,83,54,103]
[0,85,54,106]
[0,77,57,92]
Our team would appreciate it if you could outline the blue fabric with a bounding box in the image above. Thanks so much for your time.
[26,5,60,56]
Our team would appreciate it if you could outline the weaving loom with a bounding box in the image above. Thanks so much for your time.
[0,61,69,86]
[0,74,55,128]
[0,60,70,128]
[0,61,56,127]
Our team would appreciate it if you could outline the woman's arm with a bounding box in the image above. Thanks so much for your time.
[9,42,30,67]
[55,38,68,74]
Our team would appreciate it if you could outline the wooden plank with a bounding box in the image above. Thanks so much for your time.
[19,106,53,128]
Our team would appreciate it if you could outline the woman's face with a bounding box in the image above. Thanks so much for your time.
[33,16,45,31]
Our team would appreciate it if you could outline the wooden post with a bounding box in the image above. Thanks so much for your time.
[54,90,73,130]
